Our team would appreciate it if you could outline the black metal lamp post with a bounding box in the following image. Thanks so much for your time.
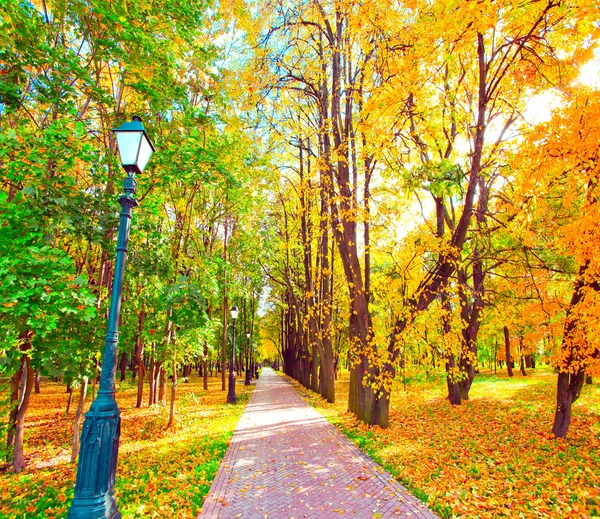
[245,332,252,385]
[68,116,154,519]
[227,305,239,403]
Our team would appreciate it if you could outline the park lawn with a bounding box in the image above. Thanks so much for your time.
[0,374,253,518]
[290,367,600,519]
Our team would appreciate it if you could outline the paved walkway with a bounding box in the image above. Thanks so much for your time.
[198,368,439,519]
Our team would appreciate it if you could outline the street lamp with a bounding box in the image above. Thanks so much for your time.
[245,332,252,386]
[68,116,155,519]
[227,305,239,403]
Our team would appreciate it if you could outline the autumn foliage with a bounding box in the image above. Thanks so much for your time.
[293,368,600,519]
[0,376,253,518]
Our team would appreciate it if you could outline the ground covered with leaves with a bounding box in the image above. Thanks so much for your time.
[292,367,600,519]
[0,375,253,518]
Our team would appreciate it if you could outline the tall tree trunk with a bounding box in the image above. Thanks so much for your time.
[552,263,596,438]
[71,377,88,462]
[552,371,585,438]
[519,337,527,376]
[136,334,145,408]
[66,382,74,414]
[443,293,462,405]
[318,158,335,403]
[34,370,40,394]
[311,344,319,392]
[203,342,209,390]
[168,358,177,428]
[222,220,229,391]
[148,354,156,406]
[159,365,167,405]
[119,351,128,381]
[6,362,23,462]
[504,326,514,377]
[133,307,145,408]
[12,355,34,473]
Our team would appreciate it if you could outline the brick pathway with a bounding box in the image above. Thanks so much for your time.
[198,368,439,519]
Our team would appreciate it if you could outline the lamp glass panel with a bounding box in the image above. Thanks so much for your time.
[115,131,142,166]
[231,307,239,319]
[137,135,154,172]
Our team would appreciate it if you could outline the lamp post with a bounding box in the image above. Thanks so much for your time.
[245,332,252,385]
[227,305,239,403]
[68,116,154,519]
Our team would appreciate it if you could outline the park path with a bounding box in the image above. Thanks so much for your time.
[198,368,439,519]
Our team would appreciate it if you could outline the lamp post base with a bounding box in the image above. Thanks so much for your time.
[68,394,121,519]
[227,372,237,403]
[68,494,121,519]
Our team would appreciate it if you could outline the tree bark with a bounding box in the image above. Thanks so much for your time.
[222,220,229,391]
[136,342,145,408]
[66,382,74,414]
[119,351,128,381]
[552,262,598,437]
[12,356,34,473]
[6,362,23,462]
[135,309,145,407]
[148,355,156,406]
[168,358,177,428]
[159,366,167,405]
[71,377,88,462]
[552,371,585,438]
[504,326,514,377]
[203,342,209,390]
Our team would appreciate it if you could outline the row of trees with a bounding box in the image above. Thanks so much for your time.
[1,0,599,484]
[243,0,600,438]
[0,0,270,472]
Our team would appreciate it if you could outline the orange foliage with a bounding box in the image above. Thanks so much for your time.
[508,89,600,377]
[293,369,600,518]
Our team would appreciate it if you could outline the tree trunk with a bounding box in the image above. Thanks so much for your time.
[222,220,229,391]
[135,310,145,407]
[34,370,40,394]
[159,367,167,405]
[148,355,156,406]
[91,357,99,400]
[136,346,145,408]
[446,353,462,405]
[519,337,527,376]
[66,383,74,414]
[119,351,128,381]
[310,344,319,393]
[552,370,585,438]
[12,356,34,473]
[168,358,177,428]
[443,290,462,405]
[504,326,514,377]
[71,377,88,462]
[552,263,596,438]
[6,362,23,462]
[321,347,335,403]
[365,389,390,428]
[203,342,209,390]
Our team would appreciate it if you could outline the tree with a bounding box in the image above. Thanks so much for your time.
[506,88,600,437]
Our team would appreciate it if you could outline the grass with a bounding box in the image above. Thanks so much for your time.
[287,366,600,519]
[0,374,253,518]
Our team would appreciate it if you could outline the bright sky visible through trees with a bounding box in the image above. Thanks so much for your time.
[1,0,599,516]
